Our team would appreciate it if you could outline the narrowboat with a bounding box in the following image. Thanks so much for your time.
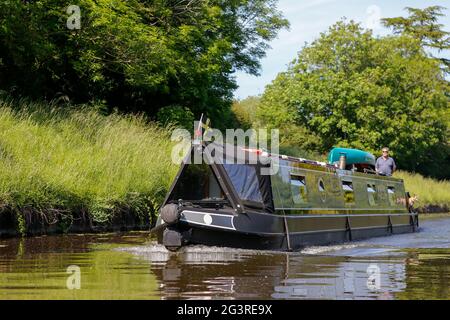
[154,142,419,251]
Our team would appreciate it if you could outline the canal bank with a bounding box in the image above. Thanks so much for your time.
[0,207,150,237]
[416,205,450,214]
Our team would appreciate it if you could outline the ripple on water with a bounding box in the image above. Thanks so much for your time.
[117,241,282,265]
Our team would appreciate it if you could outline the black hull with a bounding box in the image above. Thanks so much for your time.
[156,210,419,251]
[184,224,416,251]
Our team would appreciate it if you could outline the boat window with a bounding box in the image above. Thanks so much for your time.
[317,178,327,202]
[387,186,396,205]
[271,160,296,209]
[342,180,355,204]
[223,164,263,203]
[367,184,377,206]
[169,164,225,202]
[290,175,308,204]
[318,179,325,192]
[342,182,353,192]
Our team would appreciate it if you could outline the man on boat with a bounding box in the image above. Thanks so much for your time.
[376,147,397,176]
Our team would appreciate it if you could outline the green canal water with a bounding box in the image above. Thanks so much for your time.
[1,214,450,300]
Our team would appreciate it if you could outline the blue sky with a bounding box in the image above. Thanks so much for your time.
[234,0,450,100]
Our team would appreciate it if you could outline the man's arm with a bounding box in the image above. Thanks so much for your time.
[392,159,397,173]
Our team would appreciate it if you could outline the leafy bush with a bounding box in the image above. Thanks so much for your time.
[157,105,195,129]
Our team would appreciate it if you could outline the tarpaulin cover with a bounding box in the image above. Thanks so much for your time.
[209,142,274,213]
[257,166,275,213]
[223,164,262,203]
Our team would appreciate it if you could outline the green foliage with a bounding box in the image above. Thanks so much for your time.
[0,0,288,125]
[157,105,194,129]
[16,211,26,236]
[231,96,261,130]
[257,20,449,179]
[231,96,325,159]
[0,98,178,226]
[382,6,450,50]
[382,6,450,73]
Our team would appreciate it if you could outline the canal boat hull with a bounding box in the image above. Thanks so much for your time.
[155,210,419,251]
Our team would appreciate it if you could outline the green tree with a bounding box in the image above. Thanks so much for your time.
[231,95,261,130]
[0,0,288,126]
[382,6,450,72]
[157,105,195,129]
[257,20,449,178]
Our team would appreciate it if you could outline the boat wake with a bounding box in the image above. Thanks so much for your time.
[299,243,362,255]
[117,241,278,264]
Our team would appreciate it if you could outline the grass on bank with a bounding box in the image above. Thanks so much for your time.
[395,171,450,209]
[0,98,178,228]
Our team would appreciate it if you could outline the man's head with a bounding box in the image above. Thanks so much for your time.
[382,147,390,157]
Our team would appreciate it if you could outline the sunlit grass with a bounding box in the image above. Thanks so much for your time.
[0,98,178,228]
[395,171,450,208]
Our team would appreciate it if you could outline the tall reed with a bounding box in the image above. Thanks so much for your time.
[0,99,178,227]
[395,171,450,208]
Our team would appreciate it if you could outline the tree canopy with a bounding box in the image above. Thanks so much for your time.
[0,0,288,126]
[382,6,450,50]
[256,19,449,178]
[231,96,261,130]
[381,5,450,73]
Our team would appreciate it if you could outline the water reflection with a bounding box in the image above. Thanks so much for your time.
[129,245,288,299]
[132,216,450,300]
[0,216,449,300]
[0,233,160,300]
[133,244,409,300]
[397,250,450,299]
